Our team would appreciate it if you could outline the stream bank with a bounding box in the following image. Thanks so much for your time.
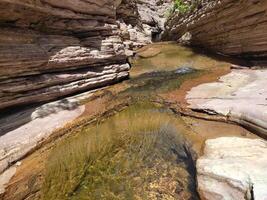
[1,0,267,199]
[0,42,263,200]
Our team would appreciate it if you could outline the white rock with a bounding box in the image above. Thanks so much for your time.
[0,98,85,174]
[186,69,267,136]
[197,137,267,200]
[0,165,16,195]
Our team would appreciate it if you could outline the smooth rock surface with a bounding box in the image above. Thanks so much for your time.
[186,69,267,137]
[0,164,18,196]
[0,98,85,174]
[197,137,267,200]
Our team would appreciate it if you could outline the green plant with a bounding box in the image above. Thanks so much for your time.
[173,0,190,14]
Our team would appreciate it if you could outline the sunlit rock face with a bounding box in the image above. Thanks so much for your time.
[197,137,267,200]
[164,0,267,66]
[0,0,130,110]
[117,0,173,54]
[186,69,267,137]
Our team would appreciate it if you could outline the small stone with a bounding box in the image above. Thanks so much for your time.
[175,67,195,74]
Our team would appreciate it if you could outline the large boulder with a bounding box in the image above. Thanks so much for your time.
[197,137,267,200]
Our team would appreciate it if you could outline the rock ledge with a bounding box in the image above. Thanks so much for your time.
[197,137,267,200]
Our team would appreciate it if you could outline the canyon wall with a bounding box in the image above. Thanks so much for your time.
[0,0,130,111]
[164,0,267,66]
[118,0,172,54]
[0,0,173,111]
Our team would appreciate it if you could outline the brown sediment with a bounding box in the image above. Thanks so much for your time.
[160,67,231,107]
[3,150,46,200]
[2,103,259,200]
[81,94,111,118]
[136,47,162,58]
[180,116,258,156]
[2,98,132,200]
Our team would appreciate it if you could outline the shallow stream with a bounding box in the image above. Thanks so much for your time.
[39,43,256,200]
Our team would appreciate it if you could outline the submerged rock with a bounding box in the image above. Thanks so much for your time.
[197,137,267,200]
[42,103,198,199]
[175,67,195,74]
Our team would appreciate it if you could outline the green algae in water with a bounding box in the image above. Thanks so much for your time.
[42,43,211,200]
[42,102,198,200]
[123,69,202,96]
[131,43,228,77]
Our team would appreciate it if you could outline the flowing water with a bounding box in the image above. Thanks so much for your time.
[39,43,254,200]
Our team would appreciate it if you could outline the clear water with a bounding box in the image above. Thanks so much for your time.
[42,43,233,200]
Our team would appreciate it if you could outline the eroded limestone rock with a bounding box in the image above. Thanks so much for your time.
[117,0,173,54]
[197,137,267,200]
[0,97,85,174]
[186,69,267,137]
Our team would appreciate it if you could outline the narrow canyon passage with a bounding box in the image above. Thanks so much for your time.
[1,0,267,199]
[1,43,262,200]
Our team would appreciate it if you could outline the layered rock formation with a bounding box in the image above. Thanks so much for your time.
[0,0,130,111]
[0,0,174,111]
[164,0,267,65]
[186,69,267,138]
[137,0,173,39]
[197,137,267,200]
[118,0,172,54]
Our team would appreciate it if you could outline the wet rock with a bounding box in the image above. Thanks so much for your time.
[0,164,18,196]
[197,137,267,200]
[175,67,195,74]
[137,47,162,58]
[186,69,267,137]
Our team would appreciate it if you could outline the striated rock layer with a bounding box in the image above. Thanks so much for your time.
[164,0,267,66]
[117,0,172,55]
[0,0,130,110]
